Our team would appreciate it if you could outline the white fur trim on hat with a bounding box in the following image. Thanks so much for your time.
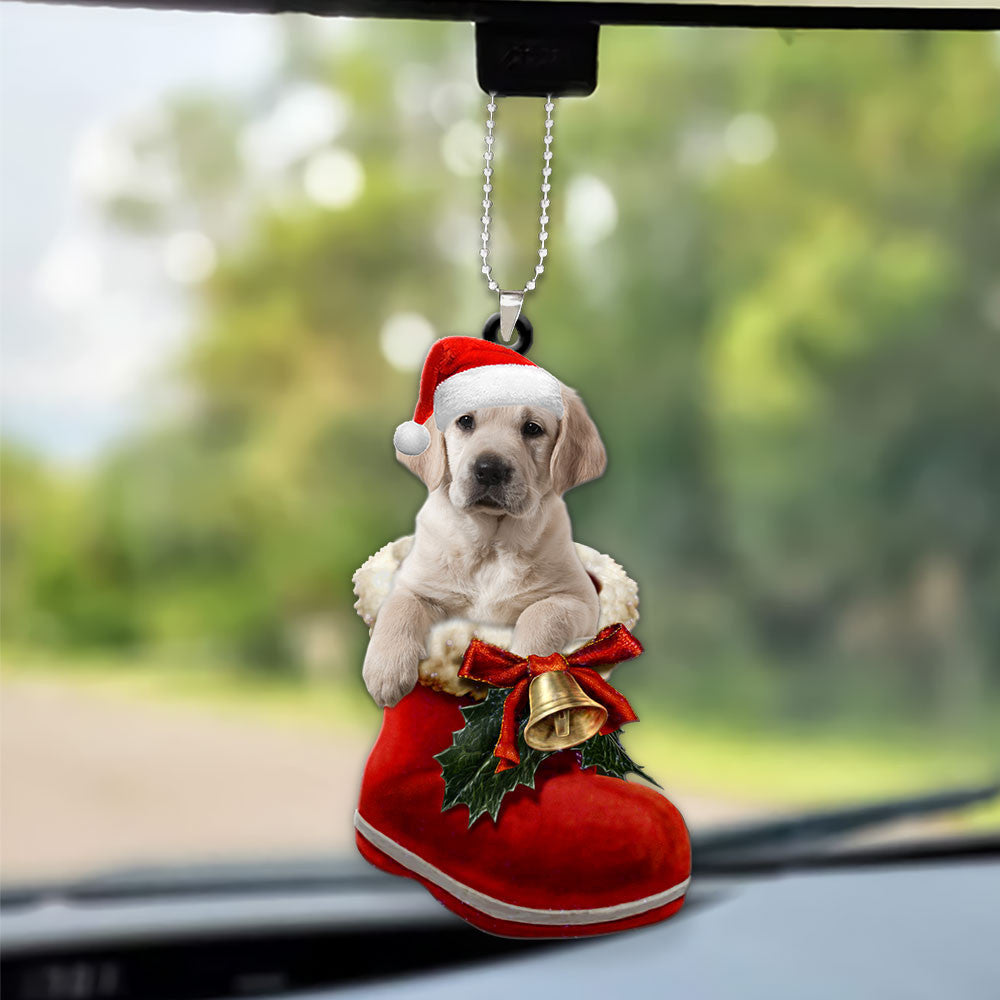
[393,420,431,456]
[432,364,563,430]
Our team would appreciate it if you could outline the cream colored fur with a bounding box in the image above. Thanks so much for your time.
[354,539,639,699]
[361,385,610,707]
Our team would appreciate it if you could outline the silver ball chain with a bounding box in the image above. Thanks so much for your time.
[480,92,555,295]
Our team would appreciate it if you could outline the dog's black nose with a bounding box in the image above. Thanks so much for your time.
[474,454,512,487]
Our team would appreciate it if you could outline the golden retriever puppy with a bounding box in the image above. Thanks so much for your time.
[363,386,607,707]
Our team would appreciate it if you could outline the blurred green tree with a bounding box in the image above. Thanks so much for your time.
[3,24,998,735]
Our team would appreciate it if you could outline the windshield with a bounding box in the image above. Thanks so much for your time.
[2,6,998,886]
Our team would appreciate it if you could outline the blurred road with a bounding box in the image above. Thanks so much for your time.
[1,678,367,881]
[1,679,760,883]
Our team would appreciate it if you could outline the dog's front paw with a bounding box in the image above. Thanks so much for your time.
[362,636,421,708]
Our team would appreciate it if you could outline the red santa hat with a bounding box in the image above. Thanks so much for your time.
[393,337,564,456]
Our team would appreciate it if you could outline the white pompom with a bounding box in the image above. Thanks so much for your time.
[393,420,431,456]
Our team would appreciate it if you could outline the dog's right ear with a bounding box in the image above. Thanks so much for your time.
[550,386,607,496]
[395,417,448,491]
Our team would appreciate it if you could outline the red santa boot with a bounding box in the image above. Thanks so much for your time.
[353,541,691,939]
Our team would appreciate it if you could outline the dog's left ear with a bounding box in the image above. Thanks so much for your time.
[550,385,607,496]
[396,417,448,491]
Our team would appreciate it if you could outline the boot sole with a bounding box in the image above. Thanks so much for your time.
[355,810,689,940]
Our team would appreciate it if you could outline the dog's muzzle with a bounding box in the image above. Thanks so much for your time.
[465,454,511,509]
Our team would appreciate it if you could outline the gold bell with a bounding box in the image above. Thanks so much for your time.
[523,671,607,752]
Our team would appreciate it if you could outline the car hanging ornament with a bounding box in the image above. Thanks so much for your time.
[352,91,691,938]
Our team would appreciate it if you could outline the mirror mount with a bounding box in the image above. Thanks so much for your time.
[475,20,599,97]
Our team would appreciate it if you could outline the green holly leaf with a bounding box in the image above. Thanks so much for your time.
[435,687,552,827]
[578,730,661,788]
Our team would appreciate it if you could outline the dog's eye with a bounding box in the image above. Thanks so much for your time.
[456,414,475,431]
[522,421,544,438]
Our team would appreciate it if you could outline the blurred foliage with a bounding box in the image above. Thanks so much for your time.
[3,24,999,743]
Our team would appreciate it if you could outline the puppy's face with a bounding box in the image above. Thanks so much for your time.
[397,385,606,515]
[443,405,558,517]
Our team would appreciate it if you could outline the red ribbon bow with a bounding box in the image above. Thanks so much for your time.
[458,623,643,772]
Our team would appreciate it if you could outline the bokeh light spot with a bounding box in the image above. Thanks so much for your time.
[441,119,483,177]
[380,313,436,371]
[565,174,618,247]
[724,113,777,166]
[430,81,477,127]
[240,85,349,175]
[71,124,136,200]
[303,149,365,208]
